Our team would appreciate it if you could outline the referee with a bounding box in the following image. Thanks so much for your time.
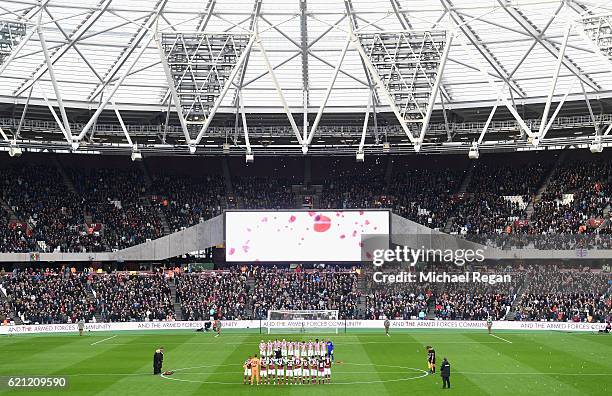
[440,357,451,389]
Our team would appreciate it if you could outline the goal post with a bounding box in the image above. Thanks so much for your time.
[265,310,340,334]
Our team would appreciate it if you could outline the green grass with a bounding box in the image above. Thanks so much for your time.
[1,329,611,395]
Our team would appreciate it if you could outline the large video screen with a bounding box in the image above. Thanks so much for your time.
[225,210,389,262]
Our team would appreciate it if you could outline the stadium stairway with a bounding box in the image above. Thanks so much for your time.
[222,157,233,194]
[0,287,22,325]
[598,173,612,231]
[54,157,92,231]
[85,288,102,323]
[245,276,255,318]
[525,151,567,219]
[458,162,477,195]
[384,156,394,187]
[138,162,171,235]
[0,198,20,223]
[53,157,79,196]
[426,295,437,319]
[600,206,611,231]
[505,277,530,320]
[356,274,368,315]
[443,162,476,233]
[169,279,182,321]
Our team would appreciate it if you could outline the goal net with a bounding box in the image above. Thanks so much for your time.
[265,310,340,334]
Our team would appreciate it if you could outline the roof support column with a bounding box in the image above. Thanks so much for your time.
[192,34,257,146]
[256,30,303,146]
[37,9,72,139]
[305,34,351,149]
[352,33,417,144]
[538,24,571,137]
[417,32,453,145]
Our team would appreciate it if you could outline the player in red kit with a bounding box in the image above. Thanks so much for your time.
[324,354,332,383]
[301,354,309,384]
[267,355,275,385]
[286,356,294,384]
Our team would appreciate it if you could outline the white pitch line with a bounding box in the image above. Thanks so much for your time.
[90,335,117,346]
[489,333,512,344]
[456,372,612,376]
[95,341,508,346]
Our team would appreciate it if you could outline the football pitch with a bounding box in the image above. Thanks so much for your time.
[1,329,611,395]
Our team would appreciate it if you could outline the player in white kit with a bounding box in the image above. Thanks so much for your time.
[300,341,307,358]
[259,340,266,357]
[287,340,294,357]
[281,339,287,357]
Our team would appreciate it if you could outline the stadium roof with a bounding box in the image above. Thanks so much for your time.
[0,0,611,156]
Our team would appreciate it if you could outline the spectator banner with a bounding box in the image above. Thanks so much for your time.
[1,320,606,335]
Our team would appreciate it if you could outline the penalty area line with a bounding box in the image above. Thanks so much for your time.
[489,334,512,344]
[90,335,117,346]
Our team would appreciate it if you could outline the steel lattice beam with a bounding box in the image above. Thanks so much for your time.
[497,0,601,92]
[441,0,526,99]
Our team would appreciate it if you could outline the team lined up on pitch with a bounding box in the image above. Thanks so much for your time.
[243,338,334,385]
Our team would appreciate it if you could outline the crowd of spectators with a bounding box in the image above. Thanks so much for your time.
[231,177,297,209]
[320,174,388,211]
[0,279,13,322]
[0,209,32,253]
[450,162,550,237]
[388,168,463,230]
[515,266,612,323]
[362,264,522,321]
[2,267,96,324]
[365,288,431,320]
[432,282,517,321]
[69,168,163,250]
[0,264,610,324]
[175,271,248,320]
[450,193,526,236]
[0,155,610,253]
[93,273,174,322]
[528,160,611,246]
[320,167,462,230]
[251,267,361,320]
[0,165,87,252]
[150,173,225,232]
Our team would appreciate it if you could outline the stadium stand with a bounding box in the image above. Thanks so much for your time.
[515,266,612,322]
[150,173,225,232]
[1,264,609,324]
[2,268,96,324]
[175,270,249,320]
[93,273,174,322]
[251,267,361,320]
[0,152,610,253]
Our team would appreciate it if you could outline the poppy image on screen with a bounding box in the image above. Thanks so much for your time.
[225,210,389,262]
